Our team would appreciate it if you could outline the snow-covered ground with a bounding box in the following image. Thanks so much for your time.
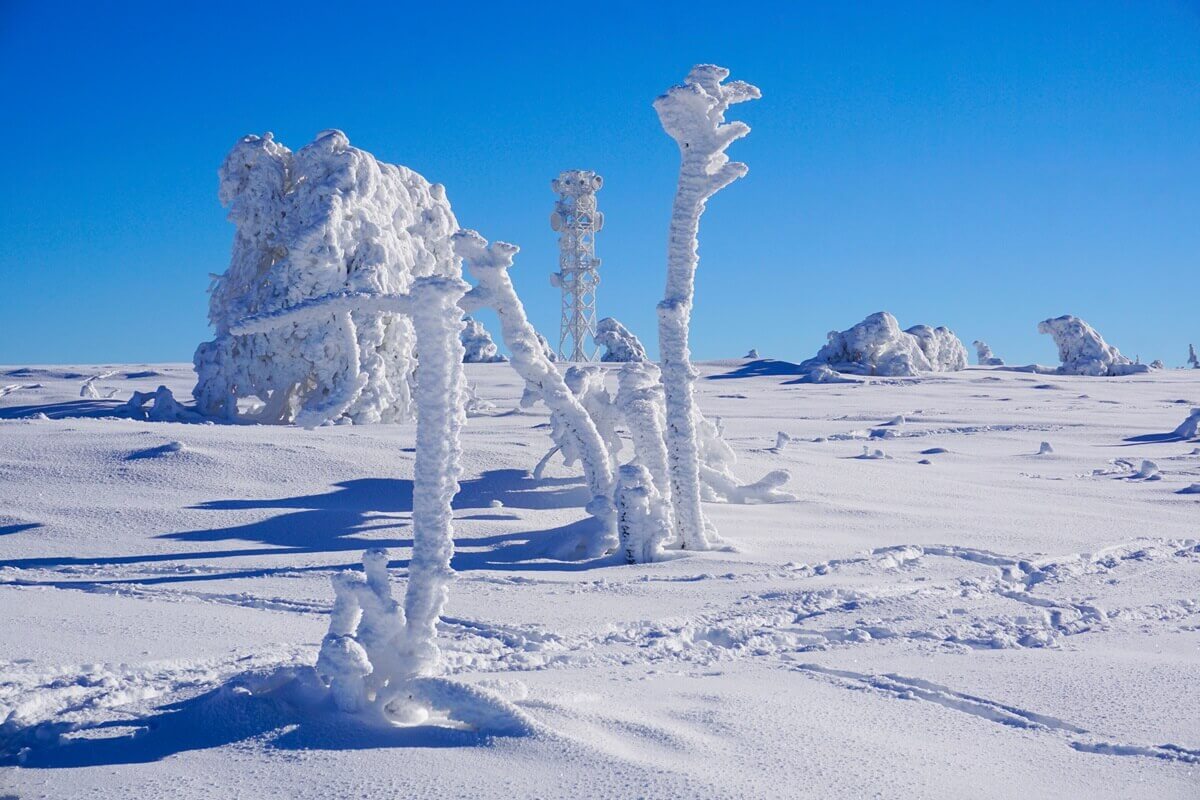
[1,361,1198,798]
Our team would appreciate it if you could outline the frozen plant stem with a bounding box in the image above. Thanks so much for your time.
[654,65,760,550]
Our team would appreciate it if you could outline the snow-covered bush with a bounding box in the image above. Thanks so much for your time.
[972,340,1005,366]
[654,64,761,550]
[1175,408,1200,440]
[235,274,470,721]
[744,348,759,359]
[194,130,460,425]
[455,230,616,556]
[1189,344,1199,369]
[1150,359,1165,370]
[615,464,672,564]
[118,386,203,422]
[799,312,968,377]
[595,317,648,362]
[461,316,507,363]
[1037,315,1149,377]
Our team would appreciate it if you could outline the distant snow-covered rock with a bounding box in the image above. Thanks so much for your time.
[595,317,647,362]
[461,316,507,363]
[799,312,968,378]
[1037,315,1148,377]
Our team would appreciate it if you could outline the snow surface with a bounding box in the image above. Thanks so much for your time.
[3,362,1199,798]
[800,312,969,377]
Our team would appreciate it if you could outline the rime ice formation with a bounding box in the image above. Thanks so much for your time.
[234,274,471,717]
[1150,359,1165,370]
[461,316,507,363]
[194,130,460,425]
[455,230,616,556]
[118,386,203,422]
[655,64,760,550]
[1175,408,1200,440]
[1037,315,1149,377]
[972,340,1005,366]
[595,317,648,362]
[744,349,759,359]
[799,312,968,378]
[616,464,672,565]
[1189,344,1199,369]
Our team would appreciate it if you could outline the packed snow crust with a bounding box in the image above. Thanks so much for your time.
[800,312,969,378]
[1037,315,1149,377]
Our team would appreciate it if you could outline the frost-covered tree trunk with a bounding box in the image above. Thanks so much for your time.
[454,230,616,556]
[399,277,468,677]
[654,65,760,550]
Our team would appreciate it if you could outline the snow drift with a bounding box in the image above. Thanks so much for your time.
[193,130,460,424]
[1037,315,1148,377]
[595,317,648,362]
[799,312,968,377]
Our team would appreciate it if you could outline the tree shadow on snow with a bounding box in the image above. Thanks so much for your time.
[1,669,505,770]
[0,470,613,576]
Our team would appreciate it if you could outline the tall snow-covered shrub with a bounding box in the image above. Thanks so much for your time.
[194,130,460,425]
[455,230,616,556]
[654,64,760,550]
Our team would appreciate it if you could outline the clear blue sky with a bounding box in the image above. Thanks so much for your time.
[1,1,1197,367]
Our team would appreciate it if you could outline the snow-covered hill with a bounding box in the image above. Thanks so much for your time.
[1,362,1198,798]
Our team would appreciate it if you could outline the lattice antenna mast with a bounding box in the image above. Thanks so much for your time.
[550,170,604,361]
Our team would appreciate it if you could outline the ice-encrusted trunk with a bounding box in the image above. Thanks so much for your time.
[654,65,760,550]
[454,230,616,556]
[400,277,468,677]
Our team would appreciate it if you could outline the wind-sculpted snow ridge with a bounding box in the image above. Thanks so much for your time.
[460,316,507,363]
[1037,315,1149,377]
[595,317,648,362]
[972,340,1005,366]
[799,312,968,378]
[194,130,460,425]
[655,64,760,551]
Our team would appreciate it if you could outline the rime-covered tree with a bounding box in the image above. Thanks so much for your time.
[653,65,760,549]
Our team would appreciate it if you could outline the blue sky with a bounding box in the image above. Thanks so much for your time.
[1,1,1197,367]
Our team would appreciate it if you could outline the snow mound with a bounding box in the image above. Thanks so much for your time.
[595,317,647,362]
[194,130,460,424]
[799,312,968,377]
[461,316,507,363]
[1037,315,1149,377]
[973,340,1005,366]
